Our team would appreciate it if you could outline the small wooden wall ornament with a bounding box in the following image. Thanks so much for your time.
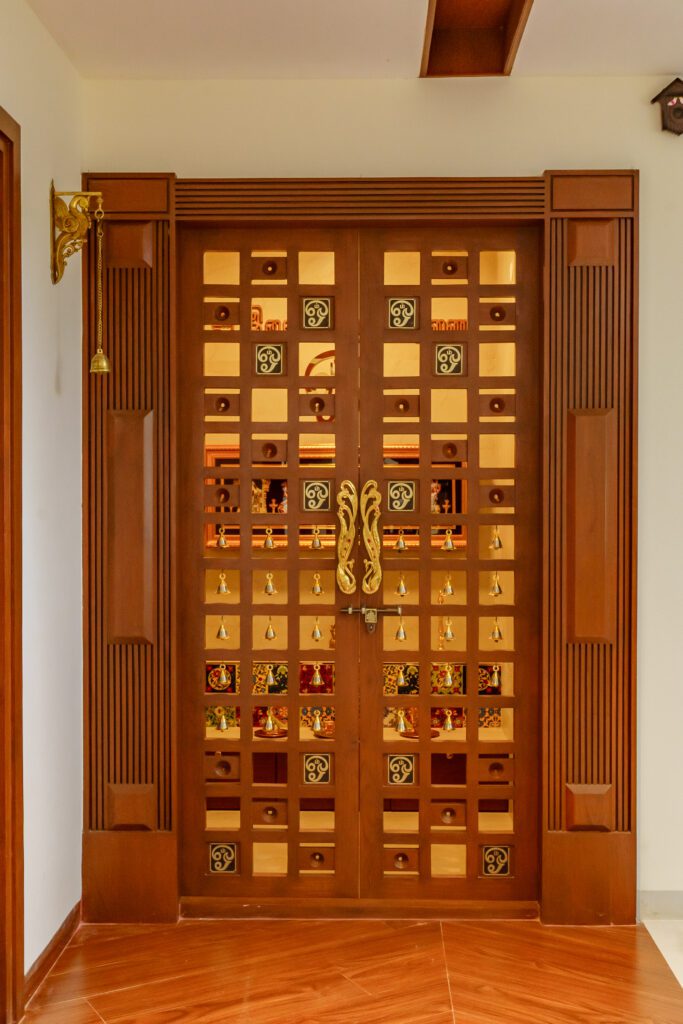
[651,77,683,135]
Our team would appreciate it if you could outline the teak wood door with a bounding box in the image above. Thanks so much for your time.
[177,223,541,905]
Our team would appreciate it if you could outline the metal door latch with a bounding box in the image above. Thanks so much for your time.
[340,605,403,633]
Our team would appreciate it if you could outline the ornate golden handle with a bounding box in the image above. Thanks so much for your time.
[336,480,358,594]
[360,480,382,595]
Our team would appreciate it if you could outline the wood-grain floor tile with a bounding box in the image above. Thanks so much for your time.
[21,997,105,1023]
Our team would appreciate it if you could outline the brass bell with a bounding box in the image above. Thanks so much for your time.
[443,708,454,732]
[217,617,229,640]
[265,664,275,687]
[444,665,454,689]
[397,666,406,687]
[396,574,408,597]
[312,663,323,687]
[311,572,323,596]
[491,664,501,689]
[218,526,229,549]
[217,713,229,732]
[442,574,454,597]
[312,618,323,642]
[443,618,454,642]
[395,708,408,734]
[441,528,454,552]
[263,527,275,550]
[394,530,407,552]
[264,571,277,596]
[490,525,503,551]
[312,709,323,733]
[218,663,229,686]
[490,617,503,643]
[264,706,277,732]
[395,618,407,642]
[217,572,230,595]
[265,617,276,641]
[311,527,322,550]
[89,348,111,374]
[489,572,503,598]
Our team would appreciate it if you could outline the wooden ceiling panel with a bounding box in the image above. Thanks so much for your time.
[422,0,534,77]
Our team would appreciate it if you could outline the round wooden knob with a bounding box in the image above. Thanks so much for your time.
[214,305,231,321]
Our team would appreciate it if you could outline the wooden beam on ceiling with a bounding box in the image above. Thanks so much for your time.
[421,0,534,78]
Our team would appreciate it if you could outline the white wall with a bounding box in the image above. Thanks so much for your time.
[0,0,84,970]
[82,75,683,899]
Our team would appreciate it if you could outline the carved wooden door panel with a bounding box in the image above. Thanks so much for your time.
[178,224,541,903]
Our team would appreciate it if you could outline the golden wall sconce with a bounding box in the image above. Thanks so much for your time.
[50,181,111,374]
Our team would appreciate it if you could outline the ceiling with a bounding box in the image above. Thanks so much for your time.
[26,0,683,79]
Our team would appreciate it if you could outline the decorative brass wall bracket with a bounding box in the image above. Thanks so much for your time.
[50,181,103,284]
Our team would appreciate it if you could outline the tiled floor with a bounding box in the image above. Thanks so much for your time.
[22,919,683,1023]
[645,919,683,986]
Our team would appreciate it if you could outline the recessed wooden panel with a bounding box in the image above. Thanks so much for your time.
[105,783,158,831]
[87,176,170,215]
[565,784,614,832]
[105,222,154,269]
[566,410,617,643]
[551,174,634,213]
[106,411,155,643]
[567,219,617,267]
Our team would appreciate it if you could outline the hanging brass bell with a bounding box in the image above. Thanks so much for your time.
[444,665,454,689]
[490,525,503,551]
[491,664,501,689]
[395,708,408,734]
[490,618,503,643]
[89,348,111,375]
[217,572,230,595]
[264,571,277,596]
[217,617,229,640]
[265,664,275,687]
[264,706,277,732]
[312,618,323,642]
[397,666,406,687]
[217,526,229,549]
[218,663,229,685]
[217,713,229,732]
[395,618,407,642]
[311,527,322,550]
[442,574,454,597]
[396,573,408,597]
[394,530,407,552]
[263,527,275,550]
[312,663,323,687]
[312,709,323,733]
[443,618,454,642]
[441,528,454,552]
[311,572,323,596]
[443,708,454,732]
[489,572,503,598]
[265,618,276,641]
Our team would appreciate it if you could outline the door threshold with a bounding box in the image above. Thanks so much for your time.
[180,896,539,920]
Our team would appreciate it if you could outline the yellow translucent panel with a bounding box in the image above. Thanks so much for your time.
[431,297,468,327]
[252,569,288,605]
[252,843,288,875]
[479,707,514,743]
[251,296,287,331]
[205,615,240,650]
[204,342,240,376]
[430,616,467,652]
[479,524,514,559]
[478,802,514,832]
[300,810,335,830]
[299,433,335,466]
[299,343,336,376]
[479,616,515,651]
[252,388,288,422]
[299,251,335,285]
[480,250,516,285]
[431,844,466,877]
[204,434,239,466]
[479,434,515,469]
[206,809,241,829]
[383,434,419,466]
[430,570,467,604]
[204,251,240,285]
[479,570,514,605]
[299,615,336,650]
[479,343,516,377]
[430,389,468,422]
[384,343,420,377]
[383,570,419,606]
[205,569,240,604]
[253,615,288,650]
[298,569,335,605]
[382,615,419,652]
[383,810,419,833]
[384,251,420,285]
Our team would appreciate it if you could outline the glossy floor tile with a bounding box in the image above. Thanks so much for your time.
[22,919,683,1024]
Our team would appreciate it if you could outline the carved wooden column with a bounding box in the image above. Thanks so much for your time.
[82,174,177,921]
[541,172,638,923]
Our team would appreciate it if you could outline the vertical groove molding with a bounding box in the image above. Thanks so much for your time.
[542,173,638,923]
[82,175,178,921]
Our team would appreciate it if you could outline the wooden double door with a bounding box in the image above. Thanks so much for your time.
[178,223,541,907]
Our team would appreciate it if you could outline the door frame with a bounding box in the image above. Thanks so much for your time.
[0,106,24,1024]
[80,171,638,925]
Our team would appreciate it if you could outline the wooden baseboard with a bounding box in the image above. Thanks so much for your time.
[23,901,80,1005]
[181,896,539,920]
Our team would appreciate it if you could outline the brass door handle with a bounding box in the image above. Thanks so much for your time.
[336,480,358,594]
[360,479,382,595]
